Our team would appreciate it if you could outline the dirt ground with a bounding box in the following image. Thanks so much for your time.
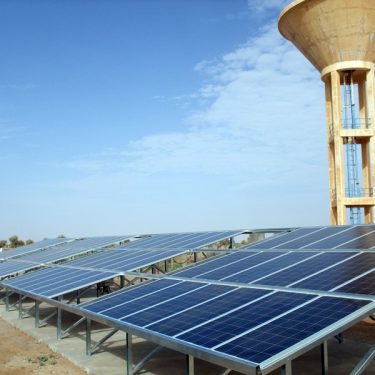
[0,317,86,375]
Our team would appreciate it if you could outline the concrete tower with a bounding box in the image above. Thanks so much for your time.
[279,0,375,225]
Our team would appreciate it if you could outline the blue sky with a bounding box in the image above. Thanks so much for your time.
[0,0,329,240]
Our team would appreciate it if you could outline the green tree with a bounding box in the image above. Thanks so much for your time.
[0,240,7,248]
[25,239,34,245]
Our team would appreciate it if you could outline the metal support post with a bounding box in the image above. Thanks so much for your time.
[57,296,62,340]
[193,253,198,263]
[76,290,80,305]
[186,355,194,375]
[18,294,22,319]
[321,341,328,375]
[126,332,133,375]
[5,289,9,311]
[164,260,168,273]
[86,318,92,356]
[280,360,292,375]
[120,275,125,288]
[229,237,234,249]
[35,301,40,328]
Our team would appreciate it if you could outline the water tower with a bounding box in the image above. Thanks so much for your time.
[279,0,375,225]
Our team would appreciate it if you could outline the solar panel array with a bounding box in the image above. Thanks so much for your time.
[76,224,375,373]
[0,231,241,298]
[0,236,132,280]
[4,225,375,374]
[122,230,242,250]
[0,237,72,260]
[246,224,375,250]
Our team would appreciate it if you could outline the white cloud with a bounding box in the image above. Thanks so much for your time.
[48,22,328,231]
[247,0,290,13]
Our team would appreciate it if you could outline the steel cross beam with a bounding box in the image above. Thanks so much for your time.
[351,345,375,375]
[90,328,119,355]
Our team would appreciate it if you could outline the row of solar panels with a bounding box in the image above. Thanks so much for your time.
[0,230,242,280]
[247,224,375,249]
[73,236,375,373]
[3,225,375,374]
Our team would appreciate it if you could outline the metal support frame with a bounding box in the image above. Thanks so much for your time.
[61,316,86,338]
[67,286,91,305]
[90,328,119,355]
[280,360,292,375]
[186,354,194,375]
[152,264,165,275]
[351,345,375,375]
[35,301,40,328]
[132,345,162,374]
[127,332,133,375]
[38,309,57,327]
[221,369,232,375]
[57,296,63,340]
[321,341,328,375]
[164,260,168,273]
[120,275,125,288]
[86,318,91,356]
[335,333,344,343]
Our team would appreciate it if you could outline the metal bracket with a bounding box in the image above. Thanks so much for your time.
[350,345,375,375]
[61,316,86,338]
[89,328,119,355]
[132,345,162,374]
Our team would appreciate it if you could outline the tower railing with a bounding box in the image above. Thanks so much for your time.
[342,117,371,129]
[345,188,374,198]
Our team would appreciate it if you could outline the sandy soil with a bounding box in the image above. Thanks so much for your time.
[0,317,86,375]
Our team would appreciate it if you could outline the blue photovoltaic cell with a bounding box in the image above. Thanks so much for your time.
[2,267,118,298]
[223,252,316,284]
[122,284,235,327]
[0,260,38,279]
[337,271,375,295]
[175,252,257,278]
[146,288,269,337]
[194,252,288,281]
[0,238,71,260]
[303,226,375,249]
[253,252,354,287]
[94,281,205,319]
[83,279,179,313]
[246,228,322,249]
[272,226,349,249]
[177,292,313,348]
[66,248,185,273]
[294,253,375,291]
[335,230,375,249]
[216,296,372,364]
[177,252,287,280]
[121,230,242,250]
[12,236,129,265]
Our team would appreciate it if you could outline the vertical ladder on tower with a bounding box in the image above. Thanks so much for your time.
[343,71,362,224]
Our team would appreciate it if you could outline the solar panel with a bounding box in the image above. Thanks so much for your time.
[294,253,375,291]
[65,248,186,273]
[246,227,323,249]
[0,238,72,260]
[216,296,372,365]
[122,230,242,250]
[1,266,119,298]
[337,271,375,296]
[79,279,374,372]
[272,226,350,249]
[250,252,355,287]
[0,260,38,279]
[13,236,130,265]
[302,225,375,249]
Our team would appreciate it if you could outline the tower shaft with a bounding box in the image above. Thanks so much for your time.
[278,0,375,224]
